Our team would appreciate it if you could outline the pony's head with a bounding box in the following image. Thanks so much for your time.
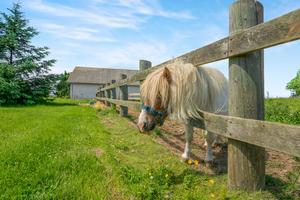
[137,67,172,132]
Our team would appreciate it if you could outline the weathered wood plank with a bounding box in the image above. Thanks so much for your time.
[101,8,300,92]
[229,8,300,56]
[97,97,140,111]
[202,112,300,158]
[228,0,265,191]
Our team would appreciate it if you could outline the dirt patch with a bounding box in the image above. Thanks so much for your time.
[101,118,115,126]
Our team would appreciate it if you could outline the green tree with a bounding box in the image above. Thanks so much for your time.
[286,69,300,97]
[55,71,70,97]
[0,3,57,104]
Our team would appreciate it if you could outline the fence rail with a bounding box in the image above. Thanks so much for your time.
[101,8,300,92]
[96,0,300,191]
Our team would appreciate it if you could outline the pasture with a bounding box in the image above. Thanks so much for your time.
[0,99,299,199]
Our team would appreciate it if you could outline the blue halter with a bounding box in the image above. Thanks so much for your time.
[141,104,166,126]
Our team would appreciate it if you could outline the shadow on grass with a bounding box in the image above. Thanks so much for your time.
[265,175,300,200]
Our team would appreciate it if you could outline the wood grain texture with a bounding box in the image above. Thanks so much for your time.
[139,60,152,71]
[228,0,265,191]
[202,112,300,158]
[229,8,300,56]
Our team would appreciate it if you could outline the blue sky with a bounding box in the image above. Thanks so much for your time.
[1,0,300,97]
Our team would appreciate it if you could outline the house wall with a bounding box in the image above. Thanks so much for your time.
[70,83,102,99]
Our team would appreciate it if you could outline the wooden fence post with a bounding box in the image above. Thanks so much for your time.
[105,83,111,107]
[96,87,100,98]
[100,86,104,98]
[119,74,128,116]
[139,60,152,71]
[139,60,152,102]
[228,0,265,191]
[111,80,116,109]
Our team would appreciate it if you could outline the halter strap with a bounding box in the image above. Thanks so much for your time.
[141,104,167,125]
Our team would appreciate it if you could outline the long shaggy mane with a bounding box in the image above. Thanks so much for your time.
[141,59,228,121]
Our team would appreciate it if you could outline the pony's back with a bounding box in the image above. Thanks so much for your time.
[197,66,228,114]
[167,61,228,121]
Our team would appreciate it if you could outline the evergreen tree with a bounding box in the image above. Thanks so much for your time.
[286,69,300,97]
[0,3,57,104]
[55,71,70,97]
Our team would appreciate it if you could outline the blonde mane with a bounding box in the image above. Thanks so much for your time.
[141,59,228,121]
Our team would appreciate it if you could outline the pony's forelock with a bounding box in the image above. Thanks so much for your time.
[141,67,170,109]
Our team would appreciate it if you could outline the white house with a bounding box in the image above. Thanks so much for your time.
[67,66,139,99]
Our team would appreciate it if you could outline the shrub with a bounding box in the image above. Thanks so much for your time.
[265,99,300,125]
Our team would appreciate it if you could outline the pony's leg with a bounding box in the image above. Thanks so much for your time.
[181,123,193,160]
[203,129,208,147]
[205,131,215,162]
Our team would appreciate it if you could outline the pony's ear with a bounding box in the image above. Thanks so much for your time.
[162,67,172,83]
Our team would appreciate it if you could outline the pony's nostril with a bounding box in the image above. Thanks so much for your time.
[138,122,147,132]
[149,123,156,130]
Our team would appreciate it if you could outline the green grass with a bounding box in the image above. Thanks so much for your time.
[0,99,297,199]
[265,98,300,124]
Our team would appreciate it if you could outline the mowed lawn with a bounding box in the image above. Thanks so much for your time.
[0,99,293,199]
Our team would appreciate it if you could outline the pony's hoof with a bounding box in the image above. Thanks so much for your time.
[181,153,189,161]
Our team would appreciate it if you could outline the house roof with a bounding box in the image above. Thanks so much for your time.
[67,66,139,84]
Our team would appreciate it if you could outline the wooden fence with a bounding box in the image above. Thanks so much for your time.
[95,0,300,191]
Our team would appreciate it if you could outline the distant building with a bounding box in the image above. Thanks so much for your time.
[67,66,139,99]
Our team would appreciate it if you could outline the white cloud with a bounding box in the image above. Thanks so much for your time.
[26,0,195,31]
[91,0,196,19]
[26,0,141,29]
[35,22,115,42]
[94,40,170,68]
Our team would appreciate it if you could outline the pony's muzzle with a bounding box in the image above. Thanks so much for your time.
[137,122,147,132]
[137,121,156,132]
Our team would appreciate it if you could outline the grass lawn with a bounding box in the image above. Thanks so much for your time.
[0,99,297,199]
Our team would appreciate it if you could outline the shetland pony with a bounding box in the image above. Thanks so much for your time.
[137,60,228,162]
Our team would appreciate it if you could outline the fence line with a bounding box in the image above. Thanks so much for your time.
[96,97,300,158]
[96,0,300,191]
